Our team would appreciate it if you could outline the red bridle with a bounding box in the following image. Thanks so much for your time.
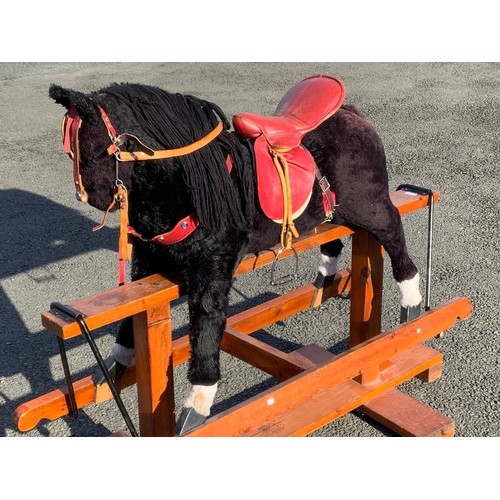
[61,106,88,203]
[60,105,224,203]
[60,104,228,284]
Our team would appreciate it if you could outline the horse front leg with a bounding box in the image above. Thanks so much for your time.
[175,251,239,435]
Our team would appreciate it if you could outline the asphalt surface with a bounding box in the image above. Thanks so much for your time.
[0,62,498,439]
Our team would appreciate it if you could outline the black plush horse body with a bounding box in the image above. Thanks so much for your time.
[50,76,422,434]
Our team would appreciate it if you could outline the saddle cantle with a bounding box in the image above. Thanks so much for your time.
[233,75,345,225]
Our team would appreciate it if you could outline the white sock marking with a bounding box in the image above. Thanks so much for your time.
[397,273,422,307]
[318,253,339,277]
[183,383,218,417]
[111,344,136,367]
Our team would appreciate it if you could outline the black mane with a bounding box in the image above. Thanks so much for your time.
[102,83,254,232]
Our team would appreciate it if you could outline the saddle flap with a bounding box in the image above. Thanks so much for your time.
[233,74,345,149]
[254,135,316,222]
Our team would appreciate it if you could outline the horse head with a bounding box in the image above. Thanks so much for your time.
[49,84,133,212]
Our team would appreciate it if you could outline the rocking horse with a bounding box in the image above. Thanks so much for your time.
[13,75,471,436]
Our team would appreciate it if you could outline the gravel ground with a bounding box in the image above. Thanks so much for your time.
[0,63,498,447]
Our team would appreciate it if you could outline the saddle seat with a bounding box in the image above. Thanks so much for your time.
[232,75,345,224]
[233,74,345,149]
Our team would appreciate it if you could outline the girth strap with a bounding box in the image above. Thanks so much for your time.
[315,165,337,219]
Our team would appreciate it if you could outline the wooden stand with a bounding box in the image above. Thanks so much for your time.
[13,190,472,437]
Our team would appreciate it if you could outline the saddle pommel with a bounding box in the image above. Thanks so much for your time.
[233,74,345,149]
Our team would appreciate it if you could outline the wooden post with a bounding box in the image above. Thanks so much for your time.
[349,230,384,347]
[133,302,175,436]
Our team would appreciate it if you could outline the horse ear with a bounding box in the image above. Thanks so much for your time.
[49,84,99,121]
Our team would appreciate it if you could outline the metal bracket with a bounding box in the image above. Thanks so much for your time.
[397,184,434,312]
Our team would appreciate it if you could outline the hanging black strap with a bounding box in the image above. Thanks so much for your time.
[50,302,139,437]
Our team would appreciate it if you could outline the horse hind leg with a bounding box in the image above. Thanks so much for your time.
[381,213,423,316]
[314,239,351,302]
[343,199,422,320]
[376,205,422,320]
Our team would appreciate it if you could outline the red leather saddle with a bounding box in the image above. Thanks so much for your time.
[233,74,345,222]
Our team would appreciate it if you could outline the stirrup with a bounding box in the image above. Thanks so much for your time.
[270,246,299,286]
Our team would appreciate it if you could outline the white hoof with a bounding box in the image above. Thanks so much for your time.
[397,273,422,307]
[318,253,339,277]
[111,344,136,367]
[183,383,218,417]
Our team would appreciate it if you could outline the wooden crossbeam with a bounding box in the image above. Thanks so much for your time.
[358,389,455,437]
[40,190,438,340]
[186,297,471,437]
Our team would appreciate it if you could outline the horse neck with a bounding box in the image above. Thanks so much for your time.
[128,160,193,238]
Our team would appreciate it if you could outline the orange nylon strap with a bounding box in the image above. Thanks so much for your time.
[98,105,224,162]
[116,122,224,162]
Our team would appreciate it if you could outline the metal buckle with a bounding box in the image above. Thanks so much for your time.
[318,175,330,193]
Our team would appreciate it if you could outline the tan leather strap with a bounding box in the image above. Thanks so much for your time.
[116,184,133,263]
[271,149,299,249]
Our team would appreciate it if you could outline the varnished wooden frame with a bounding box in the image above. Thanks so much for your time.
[13,190,472,437]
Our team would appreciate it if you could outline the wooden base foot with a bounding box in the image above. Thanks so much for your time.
[358,388,454,436]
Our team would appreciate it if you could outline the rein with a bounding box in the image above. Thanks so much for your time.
[61,105,224,285]
[99,105,224,162]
